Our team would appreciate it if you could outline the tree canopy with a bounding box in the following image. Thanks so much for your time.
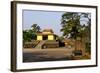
[23,24,41,43]
[61,12,91,40]
[61,12,91,53]
[31,24,41,33]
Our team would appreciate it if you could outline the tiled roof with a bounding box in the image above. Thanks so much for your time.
[37,29,55,35]
[42,29,54,33]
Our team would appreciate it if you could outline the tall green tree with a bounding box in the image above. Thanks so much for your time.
[61,12,91,53]
[31,24,41,33]
[61,12,80,39]
[61,12,91,39]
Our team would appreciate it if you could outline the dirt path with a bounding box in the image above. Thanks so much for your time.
[23,48,74,62]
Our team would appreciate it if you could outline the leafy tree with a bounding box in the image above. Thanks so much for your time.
[23,30,33,43]
[31,24,41,33]
[61,12,80,39]
[61,12,91,53]
[61,12,91,39]
[23,24,41,43]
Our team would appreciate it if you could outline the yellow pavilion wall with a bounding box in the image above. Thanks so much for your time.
[37,35,42,40]
[48,35,54,40]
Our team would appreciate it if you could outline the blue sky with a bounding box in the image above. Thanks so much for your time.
[23,10,65,36]
[22,10,90,36]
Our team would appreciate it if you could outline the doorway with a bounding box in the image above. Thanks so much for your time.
[43,35,48,40]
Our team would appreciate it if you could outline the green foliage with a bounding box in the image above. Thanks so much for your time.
[61,12,91,53]
[31,24,41,33]
[61,12,91,40]
[23,24,41,43]
[57,36,64,41]
[61,12,80,39]
[23,30,36,43]
[85,42,91,53]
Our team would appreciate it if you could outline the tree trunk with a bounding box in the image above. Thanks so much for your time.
[81,37,86,56]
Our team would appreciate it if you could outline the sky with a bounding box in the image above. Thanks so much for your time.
[22,10,90,36]
[22,10,65,36]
